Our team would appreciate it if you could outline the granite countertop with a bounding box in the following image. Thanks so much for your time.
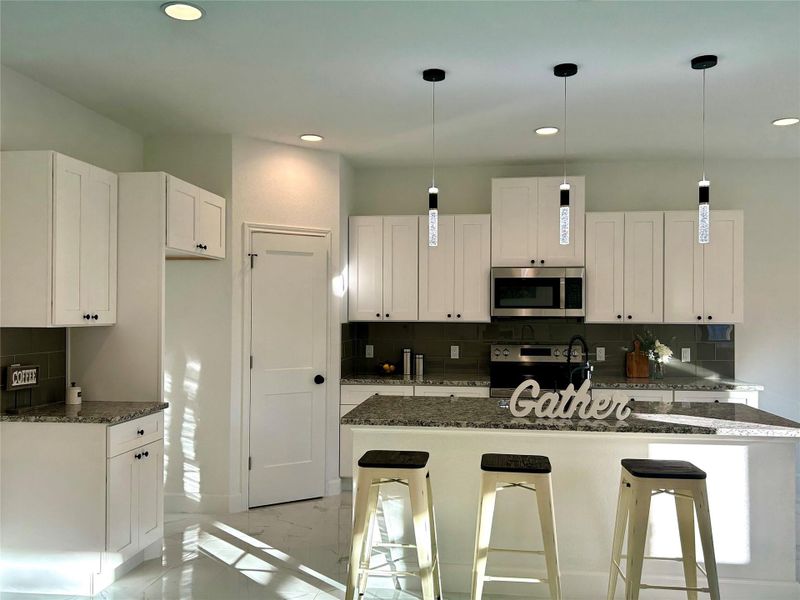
[590,375,764,392]
[1,401,169,424]
[341,395,799,437]
[341,373,491,387]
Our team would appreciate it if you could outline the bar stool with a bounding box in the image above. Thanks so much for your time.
[346,450,442,600]
[471,453,562,600]
[607,458,721,600]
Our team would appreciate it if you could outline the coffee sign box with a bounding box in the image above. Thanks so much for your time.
[3,364,40,391]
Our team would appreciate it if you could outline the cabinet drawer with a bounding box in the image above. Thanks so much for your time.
[673,390,758,406]
[340,384,414,405]
[107,413,164,458]
[413,385,490,398]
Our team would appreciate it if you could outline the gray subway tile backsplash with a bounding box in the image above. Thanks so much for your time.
[342,320,735,380]
[1,328,67,412]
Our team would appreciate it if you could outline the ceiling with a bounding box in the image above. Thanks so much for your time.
[2,1,798,166]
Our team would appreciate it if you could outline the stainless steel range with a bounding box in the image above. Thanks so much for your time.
[489,343,589,398]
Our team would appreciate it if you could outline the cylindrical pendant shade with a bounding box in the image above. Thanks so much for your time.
[698,179,710,244]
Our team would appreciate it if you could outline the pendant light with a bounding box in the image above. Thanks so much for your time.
[423,68,445,247]
[554,63,578,245]
[692,54,717,244]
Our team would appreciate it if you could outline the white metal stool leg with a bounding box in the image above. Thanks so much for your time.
[694,482,721,600]
[675,492,698,600]
[534,473,562,600]
[471,471,497,600]
[426,474,443,600]
[346,474,375,600]
[624,481,652,600]
[409,470,436,600]
[607,474,632,600]
[357,482,381,596]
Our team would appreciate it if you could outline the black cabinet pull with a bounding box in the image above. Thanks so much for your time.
[196,243,208,250]
[137,429,144,436]
[314,374,325,384]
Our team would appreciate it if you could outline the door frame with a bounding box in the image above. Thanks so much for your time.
[241,222,333,510]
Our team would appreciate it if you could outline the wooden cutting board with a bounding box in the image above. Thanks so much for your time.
[626,339,649,379]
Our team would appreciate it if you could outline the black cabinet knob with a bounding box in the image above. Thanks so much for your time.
[697,316,702,320]
[447,313,452,318]
[540,260,545,264]
[385,313,389,318]
[314,374,325,384]
[83,314,91,320]
[376,313,380,317]
[143,451,149,458]
[456,314,462,318]
[135,453,142,460]
[137,429,144,436]
[530,259,536,264]
[707,316,712,320]
[616,315,622,320]
[92,314,99,320]
[627,315,632,320]
[203,244,208,250]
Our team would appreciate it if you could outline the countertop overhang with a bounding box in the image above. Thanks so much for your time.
[342,395,800,437]
[1,401,169,424]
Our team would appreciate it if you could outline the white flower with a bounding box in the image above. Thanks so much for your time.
[654,340,673,363]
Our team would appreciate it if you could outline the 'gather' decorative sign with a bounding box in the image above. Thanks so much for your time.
[509,379,632,421]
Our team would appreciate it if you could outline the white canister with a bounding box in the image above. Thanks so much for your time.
[66,382,82,405]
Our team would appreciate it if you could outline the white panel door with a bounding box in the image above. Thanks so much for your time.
[418,215,455,321]
[137,439,164,549]
[166,176,200,254]
[624,211,663,323]
[82,167,118,324]
[52,153,90,326]
[348,216,383,321]
[382,216,418,321]
[197,190,226,259]
[664,211,704,323]
[106,450,138,561]
[585,212,625,323]
[491,178,538,267]
[454,214,491,322]
[249,232,327,507]
[702,211,744,323]
[536,176,585,267]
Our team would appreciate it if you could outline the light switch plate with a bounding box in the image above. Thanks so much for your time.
[596,347,605,362]
[681,347,691,362]
[365,344,374,358]
[450,345,460,359]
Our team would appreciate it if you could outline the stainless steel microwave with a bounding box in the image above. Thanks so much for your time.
[491,267,585,317]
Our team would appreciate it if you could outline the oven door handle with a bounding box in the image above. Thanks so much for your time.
[559,277,566,311]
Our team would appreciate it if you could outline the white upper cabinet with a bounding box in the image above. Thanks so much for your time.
[1,151,117,327]
[419,214,490,322]
[166,175,226,259]
[382,216,419,321]
[623,212,664,323]
[491,176,585,267]
[585,212,625,322]
[664,210,743,323]
[348,216,418,321]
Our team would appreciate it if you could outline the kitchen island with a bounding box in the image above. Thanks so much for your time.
[342,395,800,599]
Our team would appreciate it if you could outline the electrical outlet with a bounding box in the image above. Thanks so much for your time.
[450,345,460,359]
[365,344,374,358]
[681,347,691,362]
[596,347,605,362]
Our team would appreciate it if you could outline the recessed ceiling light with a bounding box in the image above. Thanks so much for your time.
[161,2,204,21]
[535,126,559,136]
[772,117,799,127]
[299,134,324,142]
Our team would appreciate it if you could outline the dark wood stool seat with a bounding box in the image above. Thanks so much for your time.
[357,450,429,470]
[480,453,552,474]
[621,458,707,480]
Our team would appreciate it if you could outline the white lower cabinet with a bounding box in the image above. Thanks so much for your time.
[673,390,758,407]
[0,413,165,596]
[606,388,673,403]
[412,385,490,398]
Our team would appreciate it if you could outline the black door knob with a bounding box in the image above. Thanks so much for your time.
[314,375,325,384]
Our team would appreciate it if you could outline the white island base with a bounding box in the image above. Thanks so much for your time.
[351,426,799,599]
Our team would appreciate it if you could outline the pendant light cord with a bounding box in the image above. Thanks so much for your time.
[701,68,706,181]
[431,81,436,188]
[563,75,567,184]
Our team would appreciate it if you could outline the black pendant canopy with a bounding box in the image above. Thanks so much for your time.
[554,63,578,78]
[423,68,446,82]
[691,55,718,70]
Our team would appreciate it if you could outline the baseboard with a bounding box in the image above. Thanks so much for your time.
[441,563,800,599]
[165,492,236,514]
[326,477,342,497]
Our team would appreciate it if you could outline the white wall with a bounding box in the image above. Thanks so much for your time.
[0,66,143,172]
[231,136,345,506]
[143,135,236,513]
[352,159,800,424]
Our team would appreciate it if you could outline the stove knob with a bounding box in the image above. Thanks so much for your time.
[553,349,560,357]
[571,350,578,357]
[494,349,501,356]
[502,349,510,357]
